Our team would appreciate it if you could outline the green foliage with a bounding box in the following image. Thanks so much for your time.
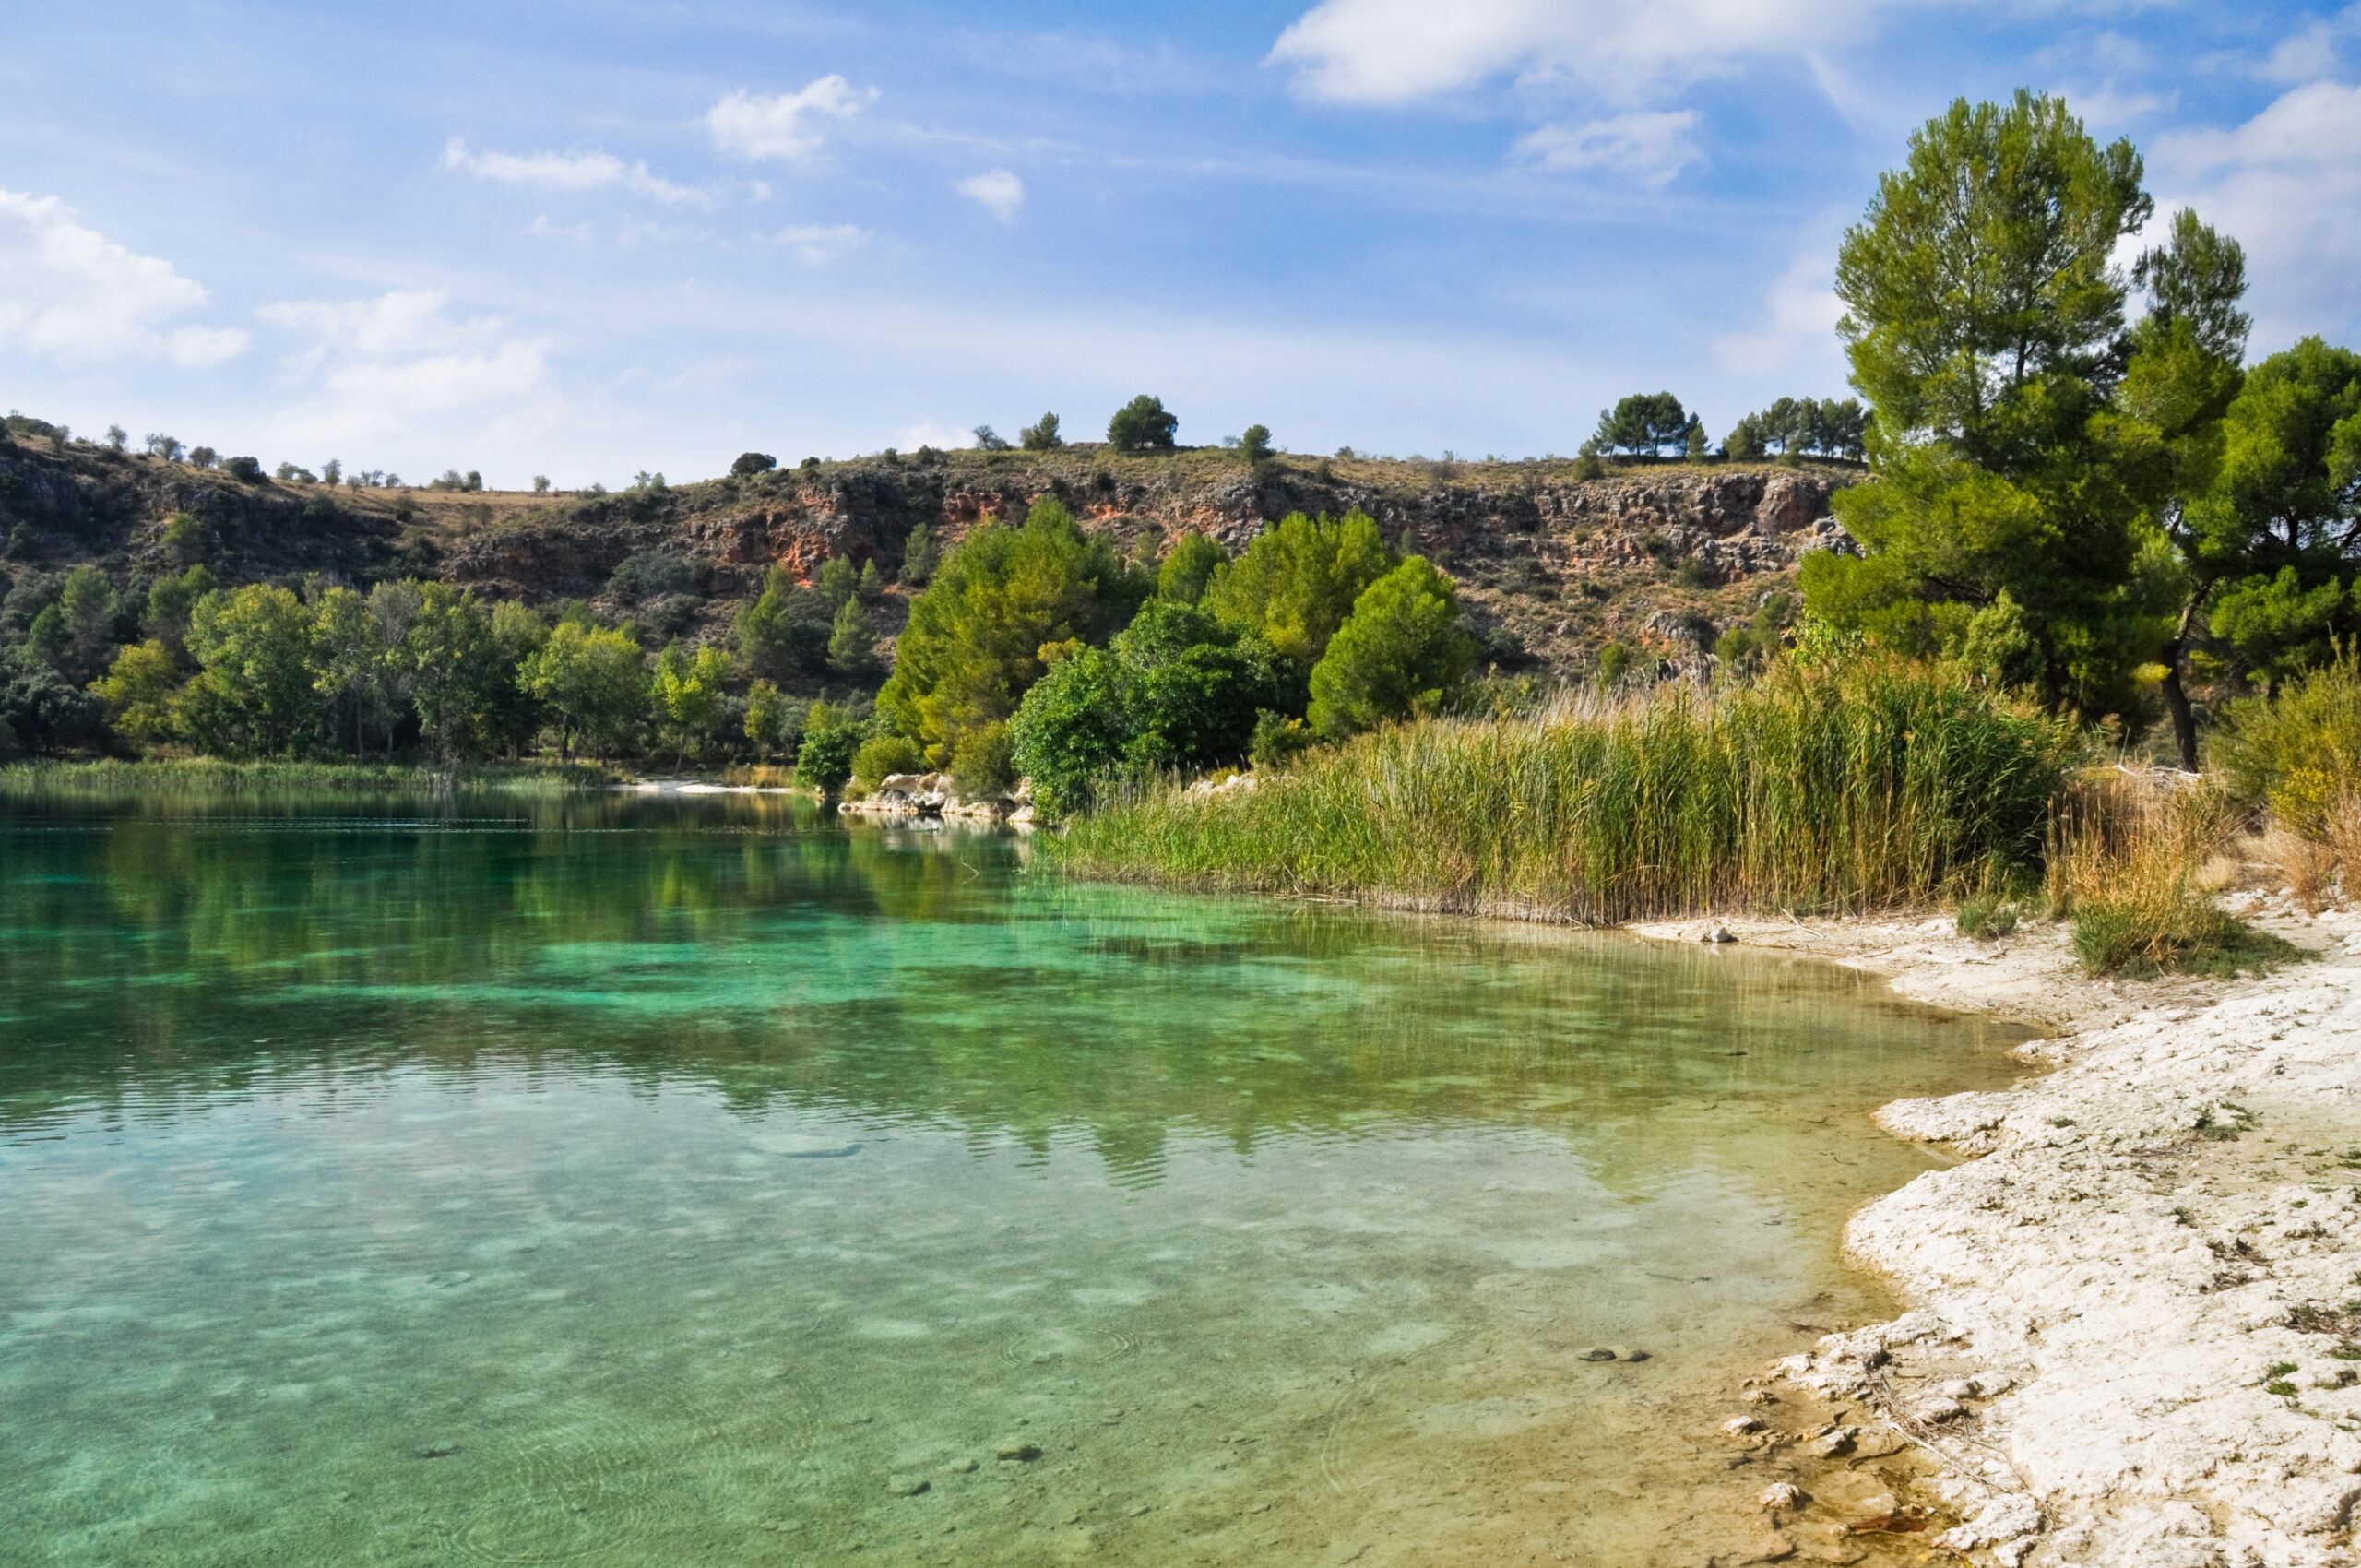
[0,644,105,754]
[1202,509,1393,672]
[220,456,265,483]
[825,596,876,676]
[478,600,551,758]
[1062,655,2077,921]
[950,719,1017,795]
[1248,708,1313,771]
[400,583,501,762]
[2211,650,2361,830]
[1240,424,1274,463]
[880,499,1146,766]
[650,641,731,770]
[1009,600,1289,814]
[1726,398,1868,460]
[1590,393,1691,457]
[1595,640,1635,691]
[519,620,646,760]
[1306,558,1477,739]
[1713,593,1796,679]
[2190,338,2361,683]
[731,452,777,477]
[851,732,925,794]
[96,640,182,750]
[1107,395,1178,454]
[818,555,859,610]
[1806,91,2176,726]
[181,584,319,756]
[858,560,884,602]
[742,679,801,761]
[900,523,938,587]
[795,700,862,793]
[1019,412,1063,451]
[1955,896,2021,940]
[734,565,834,682]
[608,549,694,603]
[161,512,205,564]
[1157,531,1227,607]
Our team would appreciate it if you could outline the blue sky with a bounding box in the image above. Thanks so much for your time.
[3,1,2357,488]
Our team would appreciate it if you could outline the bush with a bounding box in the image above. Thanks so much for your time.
[1202,508,1392,671]
[2213,651,2361,833]
[1107,395,1178,454]
[731,452,777,477]
[796,702,863,794]
[220,456,265,482]
[1157,531,1227,607]
[607,550,694,603]
[851,732,925,794]
[951,719,1017,796]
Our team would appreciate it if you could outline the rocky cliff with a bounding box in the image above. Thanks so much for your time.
[1,425,1859,682]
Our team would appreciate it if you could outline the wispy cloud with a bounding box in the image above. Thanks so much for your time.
[1267,0,1891,106]
[0,190,248,366]
[1515,111,1703,186]
[706,77,877,161]
[957,169,1025,221]
[258,289,550,444]
[2155,78,2361,349]
[776,223,871,264]
[443,139,704,204]
[1713,235,1846,380]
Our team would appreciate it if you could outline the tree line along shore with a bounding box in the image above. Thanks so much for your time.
[6,89,2361,980]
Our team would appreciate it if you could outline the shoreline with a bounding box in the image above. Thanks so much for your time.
[1632,903,2361,1567]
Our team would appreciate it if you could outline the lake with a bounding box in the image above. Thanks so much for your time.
[0,790,2024,1565]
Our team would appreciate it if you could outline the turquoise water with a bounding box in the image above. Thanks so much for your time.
[0,792,2023,1564]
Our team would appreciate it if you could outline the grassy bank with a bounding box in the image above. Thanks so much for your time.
[0,757,623,799]
[1062,658,2078,923]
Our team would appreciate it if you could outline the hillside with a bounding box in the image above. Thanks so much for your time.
[0,420,1861,688]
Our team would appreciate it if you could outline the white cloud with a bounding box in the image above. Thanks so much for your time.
[258,289,550,444]
[898,422,976,451]
[0,190,248,365]
[776,223,870,264]
[1515,111,1703,186]
[957,169,1025,221]
[1267,0,1885,105]
[443,139,703,204]
[2256,6,2358,84]
[706,77,876,161]
[2155,79,2361,348]
[1714,240,1846,379]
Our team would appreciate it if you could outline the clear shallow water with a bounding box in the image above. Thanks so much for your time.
[0,792,2026,1566]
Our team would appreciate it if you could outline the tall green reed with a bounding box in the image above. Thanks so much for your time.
[1060,657,2078,923]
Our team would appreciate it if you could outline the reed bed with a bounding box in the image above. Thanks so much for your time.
[1061,658,2078,924]
[0,757,620,799]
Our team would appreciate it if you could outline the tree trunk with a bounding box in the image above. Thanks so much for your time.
[2161,663,2199,773]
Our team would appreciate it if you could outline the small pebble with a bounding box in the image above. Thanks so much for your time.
[1578,1347,1617,1362]
[887,1475,930,1497]
[996,1441,1043,1462]
[414,1440,460,1459]
[1611,1347,1650,1362]
[940,1458,979,1475]
[1758,1482,1802,1510]
[1721,1415,1763,1437]
[1914,1396,1965,1423]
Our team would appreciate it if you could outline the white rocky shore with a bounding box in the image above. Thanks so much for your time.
[1638,901,2361,1567]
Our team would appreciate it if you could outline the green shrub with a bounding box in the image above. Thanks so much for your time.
[2213,650,2361,833]
[851,732,924,795]
[951,719,1017,796]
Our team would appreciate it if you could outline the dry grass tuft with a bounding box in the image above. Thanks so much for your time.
[2048,770,2294,975]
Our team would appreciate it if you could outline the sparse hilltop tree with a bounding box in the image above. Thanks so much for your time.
[104,425,126,452]
[731,452,777,477]
[972,424,1011,452]
[1019,412,1063,451]
[145,434,181,461]
[188,446,218,470]
[1240,424,1274,463]
[1587,393,1691,458]
[1107,395,1179,454]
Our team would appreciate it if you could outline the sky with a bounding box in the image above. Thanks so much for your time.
[2,1,2357,490]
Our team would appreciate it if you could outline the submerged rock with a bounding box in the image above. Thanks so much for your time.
[887,1474,930,1497]
[995,1441,1043,1462]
